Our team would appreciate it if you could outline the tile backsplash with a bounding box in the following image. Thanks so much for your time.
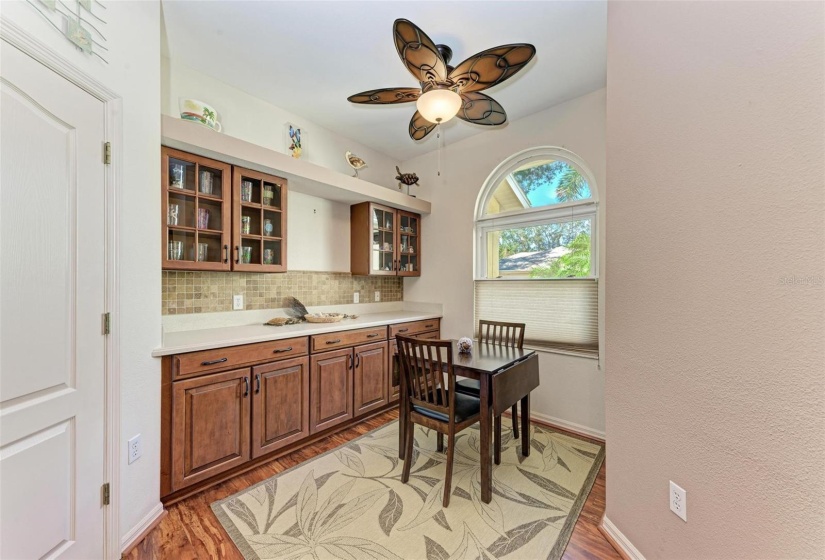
[162,271,403,315]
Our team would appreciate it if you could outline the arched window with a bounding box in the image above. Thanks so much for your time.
[474,147,599,356]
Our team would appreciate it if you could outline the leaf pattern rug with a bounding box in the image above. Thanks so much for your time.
[212,420,604,560]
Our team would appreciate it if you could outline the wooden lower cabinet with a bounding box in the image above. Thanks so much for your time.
[310,347,353,433]
[252,357,309,458]
[171,368,251,491]
[354,341,389,416]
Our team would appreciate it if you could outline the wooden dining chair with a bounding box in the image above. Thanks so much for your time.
[397,335,481,507]
[455,320,526,459]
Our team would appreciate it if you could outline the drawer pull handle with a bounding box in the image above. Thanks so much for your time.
[397,328,409,333]
[366,333,380,338]
[326,339,342,344]
[243,376,249,398]
[425,324,434,328]
[355,353,361,368]
[255,374,260,394]
[201,357,228,366]
[274,346,293,353]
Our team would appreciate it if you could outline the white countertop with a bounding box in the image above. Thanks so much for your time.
[152,309,442,357]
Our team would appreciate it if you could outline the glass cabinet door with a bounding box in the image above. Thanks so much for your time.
[162,147,231,271]
[370,204,398,275]
[232,166,287,272]
[396,211,420,276]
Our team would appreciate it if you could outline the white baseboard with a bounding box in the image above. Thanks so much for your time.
[121,502,165,552]
[527,410,605,441]
[600,516,646,560]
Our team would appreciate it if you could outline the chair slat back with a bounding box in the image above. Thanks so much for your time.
[396,335,454,418]
[479,320,525,349]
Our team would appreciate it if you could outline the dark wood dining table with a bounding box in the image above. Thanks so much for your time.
[398,339,539,503]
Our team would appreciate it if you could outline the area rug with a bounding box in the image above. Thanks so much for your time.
[212,420,604,560]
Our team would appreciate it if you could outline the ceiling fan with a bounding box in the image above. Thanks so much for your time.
[347,19,536,141]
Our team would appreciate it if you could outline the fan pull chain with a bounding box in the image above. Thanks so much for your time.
[437,124,443,177]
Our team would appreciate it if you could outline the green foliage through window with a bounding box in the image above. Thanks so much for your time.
[529,233,591,278]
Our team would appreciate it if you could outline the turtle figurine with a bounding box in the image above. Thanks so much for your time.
[395,166,420,196]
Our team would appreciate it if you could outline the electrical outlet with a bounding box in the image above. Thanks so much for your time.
[670,481,687,521]
[128,434,142,464]
[233,294,244,310]
[353,291,360,304]
[374,291,381,302]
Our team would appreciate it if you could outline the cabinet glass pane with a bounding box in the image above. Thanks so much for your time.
[167,192,195,228]
[399,254,417,273]
[168,229,195,262]
[196,199,222,232]
[263,210,282,238]
[263,240,282,266]
[239,177,262,204]
[240,207,261,236]
[240,239,261,265]
[196,232,223,263]
[198,166,223,198]
[263,182,283,209]
[169,158,196,192]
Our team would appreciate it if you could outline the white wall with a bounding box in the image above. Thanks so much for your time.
[162,57,406,271]
[605,2,824,558]
[402,89,607,436]
[0,0,162,548]
[288,191,350,272]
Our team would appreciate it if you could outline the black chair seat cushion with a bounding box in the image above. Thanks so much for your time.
[412,390,480,423]
[455,379,481,396]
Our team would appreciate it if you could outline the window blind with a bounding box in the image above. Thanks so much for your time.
[474,279,598,356]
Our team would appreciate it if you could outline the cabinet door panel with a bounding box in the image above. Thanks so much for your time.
[172,368,250,490]
[389,340,400,403]
[252,357,310,458]
[310,348,353,433]
[354,341,389,416]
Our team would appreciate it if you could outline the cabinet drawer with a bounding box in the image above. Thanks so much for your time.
[389,319,440,338]
[173,337,309,379]
[311,327,387,352]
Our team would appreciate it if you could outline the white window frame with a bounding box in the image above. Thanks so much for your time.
[474,146,600,280]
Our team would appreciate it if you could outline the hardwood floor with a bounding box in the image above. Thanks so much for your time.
[126,409,619,560]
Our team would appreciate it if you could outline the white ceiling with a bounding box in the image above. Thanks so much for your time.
[161,1,607,162]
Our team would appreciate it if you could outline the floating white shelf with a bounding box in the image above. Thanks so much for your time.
[161,115,431,214]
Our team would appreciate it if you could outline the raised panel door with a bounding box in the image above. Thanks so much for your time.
[309,348,353,433]
[252,357,309,457]
[172,368,251,490]
[354,341,389,416]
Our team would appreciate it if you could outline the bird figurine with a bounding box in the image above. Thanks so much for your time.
[395,166,420,196]
[345,151,367,178]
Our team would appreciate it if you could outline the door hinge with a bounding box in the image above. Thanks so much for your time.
[104,141,112,165]
[102,482,110,506]
[102,312,111,335]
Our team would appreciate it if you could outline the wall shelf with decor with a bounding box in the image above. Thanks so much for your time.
[161,115,431,215]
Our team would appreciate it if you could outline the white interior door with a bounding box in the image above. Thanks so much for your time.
[0,40,108,559]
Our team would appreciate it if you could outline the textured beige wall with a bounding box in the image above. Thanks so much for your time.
[605,2,824,558]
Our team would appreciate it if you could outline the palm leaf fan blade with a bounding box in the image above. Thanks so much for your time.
[449,44,536,94]
[393,18,447,84]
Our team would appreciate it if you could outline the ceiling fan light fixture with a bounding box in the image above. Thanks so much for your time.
[416,89,462,124]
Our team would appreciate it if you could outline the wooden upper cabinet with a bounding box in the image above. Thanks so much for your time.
[161,148,287,272]
[309,348,353,434]
[171,368,251,491]
[351,202,421,277]
[353,341,389,416]
[162,147,232,271]
[252,357,309,458]
[232,166,287,272]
